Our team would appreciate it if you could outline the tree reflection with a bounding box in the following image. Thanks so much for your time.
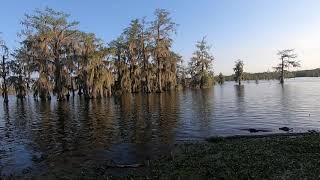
[190,88,214,137]
[279,83,291,125]
[88,98,118,149]
[3,102,10,138]
[235,85,245,115]
[56,101,70,152]
[114,94,133,141]
[14,99,27,129]
[157,91,179,144]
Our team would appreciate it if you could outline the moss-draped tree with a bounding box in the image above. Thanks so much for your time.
[3,8,198,100]
[21,8,79,101]
[189,37,214,88]
[150,9,177,92]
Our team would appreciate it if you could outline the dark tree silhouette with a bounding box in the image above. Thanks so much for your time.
[274,49,300,84]
[0,38,9,103]
[233,60,244,85]
[217,73,224,85]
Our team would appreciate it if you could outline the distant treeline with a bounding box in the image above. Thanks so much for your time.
[294,68,320,77]
[223,68,320,81]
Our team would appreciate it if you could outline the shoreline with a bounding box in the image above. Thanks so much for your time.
[4,132,320,179]
[150,132,320,179]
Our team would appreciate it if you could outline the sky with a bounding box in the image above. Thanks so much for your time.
[0,0,320,75]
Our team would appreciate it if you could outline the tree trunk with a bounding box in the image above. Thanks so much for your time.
[157,60,162,92]
[141,29,151,93]
[201,64,205,88]
[142,44,151,93]
[280,57,284,84]
[2,55,8,103]
[2,83,8,103]
[70,76,74,97]
[16,76,26,99]
[156,24,162,93]
[54,61,65,101]
[83,57,90,99]
[78,87,82,96]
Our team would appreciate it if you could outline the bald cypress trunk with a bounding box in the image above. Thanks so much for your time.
[156,25,163,93]
[280,57,284,84]
[1,55,8,103]
[54,54,65,101]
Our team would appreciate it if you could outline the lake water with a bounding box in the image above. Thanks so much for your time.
[1,77,320,176]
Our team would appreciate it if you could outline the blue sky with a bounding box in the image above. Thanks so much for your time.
[0,0,319,75]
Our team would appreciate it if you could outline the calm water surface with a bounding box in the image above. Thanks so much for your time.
[1,77,320,176]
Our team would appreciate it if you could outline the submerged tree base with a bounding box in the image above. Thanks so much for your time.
[4,133,320,179]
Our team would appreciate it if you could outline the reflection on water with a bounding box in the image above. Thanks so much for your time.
[235,85,245,116]
[1,77,320,176]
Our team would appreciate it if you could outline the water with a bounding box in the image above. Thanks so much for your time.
[1,77,320,176]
